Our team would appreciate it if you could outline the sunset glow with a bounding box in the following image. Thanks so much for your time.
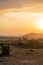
[0,0,43,36]
[37,18,43,29]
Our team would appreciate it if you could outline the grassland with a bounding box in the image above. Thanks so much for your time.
[0,47,43,65]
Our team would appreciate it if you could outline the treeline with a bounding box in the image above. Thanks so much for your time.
[11,39,43,48]
[0,39,43,48]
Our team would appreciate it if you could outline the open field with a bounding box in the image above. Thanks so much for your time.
[0,47,43,65]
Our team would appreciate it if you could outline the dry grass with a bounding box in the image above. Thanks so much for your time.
[0,47,43,65]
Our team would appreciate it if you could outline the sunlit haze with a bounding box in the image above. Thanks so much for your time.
[0,0,43,36]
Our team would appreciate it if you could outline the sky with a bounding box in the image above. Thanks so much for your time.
[0,0,43,36]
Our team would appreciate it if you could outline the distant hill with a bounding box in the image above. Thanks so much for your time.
[21,33,43,40]
[0,33,43,40]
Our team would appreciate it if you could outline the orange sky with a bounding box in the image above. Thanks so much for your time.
[0,0,43,36]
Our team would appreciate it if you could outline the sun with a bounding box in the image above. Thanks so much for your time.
[37,18,43,29]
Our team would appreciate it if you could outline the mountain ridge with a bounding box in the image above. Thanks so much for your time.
[21,33,43,40]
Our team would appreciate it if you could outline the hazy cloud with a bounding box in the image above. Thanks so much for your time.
[0,0,43,12]
[0,0,22,9]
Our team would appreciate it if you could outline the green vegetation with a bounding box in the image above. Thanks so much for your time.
[0,38,43,49]
[13,39,43,49]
